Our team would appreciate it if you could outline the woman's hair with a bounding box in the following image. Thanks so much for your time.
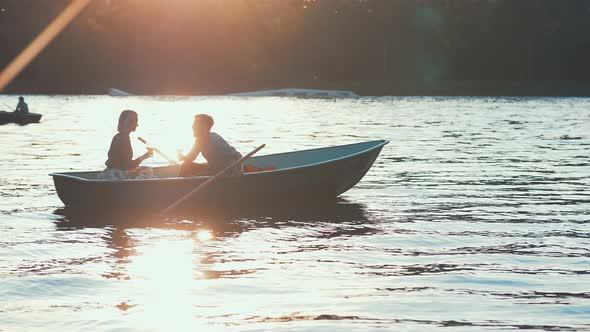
[194,114,214,130]
[117,110,138,133]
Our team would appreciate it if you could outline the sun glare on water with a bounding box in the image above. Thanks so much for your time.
[196,229,214,242]
[123,235,210,330]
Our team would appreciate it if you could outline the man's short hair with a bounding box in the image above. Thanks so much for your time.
[194,114,214,129]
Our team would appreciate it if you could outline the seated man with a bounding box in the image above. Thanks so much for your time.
[178,114,243,177]
[15,96,29,113]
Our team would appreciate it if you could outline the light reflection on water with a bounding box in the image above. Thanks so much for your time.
[0,96,589,331]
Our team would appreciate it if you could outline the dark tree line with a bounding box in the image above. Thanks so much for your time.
[1,0,590,95]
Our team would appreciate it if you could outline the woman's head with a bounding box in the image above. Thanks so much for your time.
[117,110,138,133]
[193,114,214,138]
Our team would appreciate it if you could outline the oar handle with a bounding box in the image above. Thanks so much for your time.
[161,144,265,215]
[137,137,179,165]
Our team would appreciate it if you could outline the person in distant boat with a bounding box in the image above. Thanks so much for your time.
[178,114,243,177]
[97,110,153,180]
[15,96,29,113]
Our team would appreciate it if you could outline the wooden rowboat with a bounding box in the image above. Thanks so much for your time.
[51,140,388,210]
[0,111,42,124]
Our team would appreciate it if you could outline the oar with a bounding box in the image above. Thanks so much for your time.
[161,144,265,215]
[137,137,179,166]
[2,103,14,111]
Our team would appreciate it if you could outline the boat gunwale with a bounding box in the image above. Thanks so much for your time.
[50,139,389,183]
[0,112,42,117]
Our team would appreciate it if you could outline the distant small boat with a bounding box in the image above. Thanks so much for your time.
[227,88,359,98]
[0,111,42,124]
[108,88,132,96]
[51,140,388,210]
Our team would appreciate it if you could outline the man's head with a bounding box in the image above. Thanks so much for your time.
[18,96,24,102]
[193,114,214,138]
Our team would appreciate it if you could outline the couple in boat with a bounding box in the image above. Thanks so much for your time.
[98,110,242,180]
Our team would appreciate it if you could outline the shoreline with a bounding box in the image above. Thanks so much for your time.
[3,80,590,97]
[301,80,590,97]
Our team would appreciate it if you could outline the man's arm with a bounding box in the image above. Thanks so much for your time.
[181,140,201,162]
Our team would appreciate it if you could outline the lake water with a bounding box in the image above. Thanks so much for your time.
[0,95,589,331]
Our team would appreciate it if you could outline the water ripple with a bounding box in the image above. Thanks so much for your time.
[0,96,589,331]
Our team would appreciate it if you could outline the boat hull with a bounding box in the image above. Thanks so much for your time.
[0,111,42,124]
[52,141,387,211]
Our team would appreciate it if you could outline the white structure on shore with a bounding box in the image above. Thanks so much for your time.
[107,87,359,98]
[227,88,359,98]
[108,88,132,96]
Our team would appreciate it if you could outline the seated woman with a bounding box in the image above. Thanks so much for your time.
[178,114,242,177]
[97,110,153,180]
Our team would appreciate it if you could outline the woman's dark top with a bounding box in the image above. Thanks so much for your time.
[105,133,141,170]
